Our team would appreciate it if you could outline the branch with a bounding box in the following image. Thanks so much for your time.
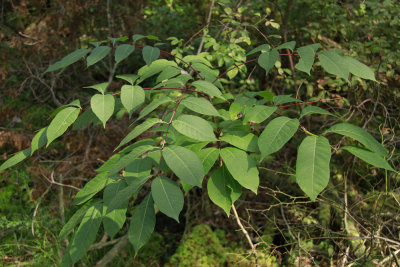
[231,204,259,266]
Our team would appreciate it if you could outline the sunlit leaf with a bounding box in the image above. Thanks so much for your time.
[91,94,115,128]
[46,107,80,146]
[121,85,145,118]
[172,115,217,141]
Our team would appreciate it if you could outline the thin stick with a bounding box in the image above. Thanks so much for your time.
[42,171,80,191]
[231,204,259,266]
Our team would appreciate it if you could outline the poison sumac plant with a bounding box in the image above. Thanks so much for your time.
[0,34,395,266]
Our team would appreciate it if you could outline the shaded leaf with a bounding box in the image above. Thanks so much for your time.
[142,46,160,65]
[137,97,172,120]
[151,176,184,222]
[295,43,320,75]
[115,44,135,63]
[258,49,279,74]
[73,172,116,205]
[243,105,276,124]
[342,146,394,171]
[103,181,129,238]
[318,50,349,81]
[109,145,155,175]
[87,46,111,67]
[116,119,164,150]
[106,176,150,214]
[129,193,156,252]
[163,145,204,187]
[258,117,299,160]
[172,115,217,141]
[296,136,331,201]
[207,166,234,216]
[247,44,270,56]
[196,147,219,174]
[181,96,220,117]
[45,49,90,73]
[343,56,376,81]
[324,123,387,157]
[276,41,296,50]
[65,202,103,264]
[192,80,222,97]
[300,106,335,118]
[31,127,48,155]
[273,95,302,105]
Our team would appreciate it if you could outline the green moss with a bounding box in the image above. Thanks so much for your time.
[166,225,226,267]
[166,225,279,267]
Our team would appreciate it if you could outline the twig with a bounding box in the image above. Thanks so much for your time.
[232,204,259,266]
[95,234,129,267]
[196,0,215,55]
[31,184,52,236]
[42,171,80,191]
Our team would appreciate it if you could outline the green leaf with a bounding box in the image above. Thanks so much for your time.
[73,172,116,205]
[342,146,394,171]
[116,74,139,85]
[121,85,145,118]
[163,145,204,187]
[72,108,100,130]
[172,115,217,141]
[220,131,259,153]
[247,44,270,56]
[273,95,302,105]
[258,117,299,160]
[258,49,279,74]
[296,136,331,201]
[107,176,150,214]
[129,193,156,253]
[343,56,376,81]
[133,34,146,42]
[84,82,109,94]
[324,123,387,157]
[276,41,296,50]
[108,36,128,45]
[300,106,335,118]
[243,105,276,124]
[115,44,135,63]
[191,80,222,98]
[125,158,153,180]
[116,119,164,150]
[229,102,244,120]
[157,74,192,88]
[220,147,259,194]
[86,46,111,67]
[31,127,48,155]
[295,43,320,75]
[103,181,129,238]
[181,96,220,117]
[207,166,239,216]
[318,50,349,81]
[109,145,155,175]
[183,55,212,67]
[142,45,160,65]
[46,107,80,146]
[58,200,98,240]
[0,148,31,172]
[196,147,219,174]
[137,59,178,83]
[137,97,172,120]
[156,66,181,83]
[65,201,103,264]
[91,94,115,128]
[151,176,184,222]
[45,48,90,73]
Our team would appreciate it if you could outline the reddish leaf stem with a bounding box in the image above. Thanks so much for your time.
[158,91,186,171]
